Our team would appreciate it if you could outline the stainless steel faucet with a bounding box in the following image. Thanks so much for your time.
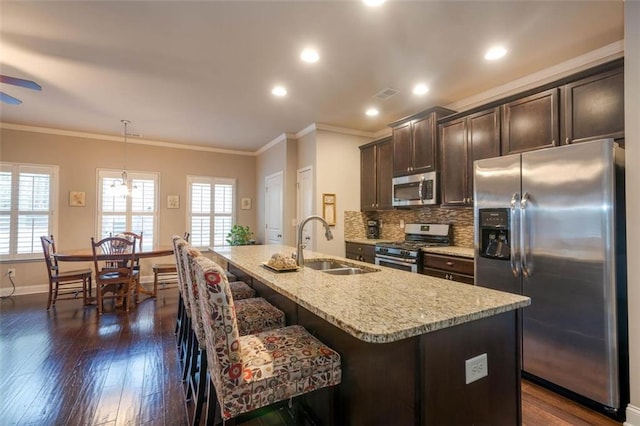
[296,215,333,266]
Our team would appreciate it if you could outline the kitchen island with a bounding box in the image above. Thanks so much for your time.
[214,244,530,425]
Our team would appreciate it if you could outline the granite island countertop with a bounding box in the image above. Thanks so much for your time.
[214,244,529,344]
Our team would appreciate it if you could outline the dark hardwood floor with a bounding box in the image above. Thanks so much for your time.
[0,289,622,426]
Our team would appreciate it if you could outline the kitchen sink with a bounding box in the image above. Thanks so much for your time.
[322,267,367,275]
[304,258,379,275]
[304,259,349,270]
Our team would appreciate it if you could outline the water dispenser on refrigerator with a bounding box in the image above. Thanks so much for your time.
[479,209,511,260]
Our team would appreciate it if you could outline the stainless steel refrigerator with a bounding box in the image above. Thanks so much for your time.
[473,139,628,416]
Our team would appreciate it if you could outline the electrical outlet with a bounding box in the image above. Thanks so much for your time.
[7,268,16,278]
[465,353,488,384]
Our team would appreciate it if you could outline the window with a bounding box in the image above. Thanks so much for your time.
[0,162,58,260]
[187,176,236,248]
[97,169,158,250]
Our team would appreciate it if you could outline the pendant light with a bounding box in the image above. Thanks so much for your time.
[111,119,132,197]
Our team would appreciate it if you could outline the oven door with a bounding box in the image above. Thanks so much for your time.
[375,254,418,273]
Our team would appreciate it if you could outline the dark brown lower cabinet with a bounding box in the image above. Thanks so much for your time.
[345,242,376,264]
[245,273,521,426]
[423,252,475,284]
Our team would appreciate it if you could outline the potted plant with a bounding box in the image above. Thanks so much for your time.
[226,225,254,246]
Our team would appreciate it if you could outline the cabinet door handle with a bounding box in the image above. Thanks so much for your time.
[552,139,558,146]
[566,137,571,145]
[446,261,454,266]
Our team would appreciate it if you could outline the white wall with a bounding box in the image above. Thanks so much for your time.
[314,129,371,256]
[625,2,640,424]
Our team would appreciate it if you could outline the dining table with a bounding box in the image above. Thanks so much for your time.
[53,245,174,297]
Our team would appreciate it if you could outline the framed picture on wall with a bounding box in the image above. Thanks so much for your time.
[322,193,336,226]
[167,195,180,209]
[69,191,86,207]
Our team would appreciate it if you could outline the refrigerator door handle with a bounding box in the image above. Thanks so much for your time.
[520,192,532,277]
[510,192,521,277]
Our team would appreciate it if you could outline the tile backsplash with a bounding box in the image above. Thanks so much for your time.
[345,208,474,248]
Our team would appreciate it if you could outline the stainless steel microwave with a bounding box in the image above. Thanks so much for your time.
[392,172,438,207]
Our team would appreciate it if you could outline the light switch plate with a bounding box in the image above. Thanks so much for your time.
[465,353,488,384]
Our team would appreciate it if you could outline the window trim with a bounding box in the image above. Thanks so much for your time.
[186,175,236,249]
[95,168,160,249]
[0,161,59,261]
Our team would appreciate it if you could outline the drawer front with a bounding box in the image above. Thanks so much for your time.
[423,268,474,285]
[346,243,375,257]
[346,243,376,264]
[345,252,375,264]
[424,253,474,276]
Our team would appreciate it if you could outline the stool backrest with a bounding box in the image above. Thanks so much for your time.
[183,246,206,343]
[194,256,241,392]
[173,235,191,306]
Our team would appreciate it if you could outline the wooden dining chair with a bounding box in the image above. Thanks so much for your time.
[113,231,142,270]
[91,236,138,315]
[40,235,93,310]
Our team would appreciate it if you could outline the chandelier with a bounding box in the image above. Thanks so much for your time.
[111,119,132,197]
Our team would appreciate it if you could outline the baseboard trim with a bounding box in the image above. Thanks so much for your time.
[625,404,640,426]
[0,276,162,298]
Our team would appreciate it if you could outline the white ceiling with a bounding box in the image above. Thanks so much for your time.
[0,1,623,153]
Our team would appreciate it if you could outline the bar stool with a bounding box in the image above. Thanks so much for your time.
[193,256,341,425]
[181,246,286,426]
[172,236,256,361]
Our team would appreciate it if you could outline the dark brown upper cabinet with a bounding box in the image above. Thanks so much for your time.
[562,67,624,147]
[360,137,393,211]
[390,107,455,177]
[440,108,501,207]
[501,88,559,155]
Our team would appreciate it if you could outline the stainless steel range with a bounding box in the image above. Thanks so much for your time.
[375,224,451,273]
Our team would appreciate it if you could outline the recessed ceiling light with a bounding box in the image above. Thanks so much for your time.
[412,84,429,96]
[485,46,507,61]
[366,108,379,117]
[272,86,287,97]
[363,0,385,6]
[300,48,320,63]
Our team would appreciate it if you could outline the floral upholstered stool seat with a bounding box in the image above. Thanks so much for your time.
[235,297,286,336]
[229,280,255,300]
[194,256,342,425]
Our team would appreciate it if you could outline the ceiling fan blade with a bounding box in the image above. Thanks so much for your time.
[0,92,23,105]
[0,75,42,91]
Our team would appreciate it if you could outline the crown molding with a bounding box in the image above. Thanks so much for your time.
[290,122,377,141]
[0,122,256,156]
[373,128,392,139]
[314,123,376,138]
[446,40,624,113]
[295,123,318,139]
[255,132,297,156]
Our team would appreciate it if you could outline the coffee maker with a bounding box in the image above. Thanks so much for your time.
[367,220,380,239]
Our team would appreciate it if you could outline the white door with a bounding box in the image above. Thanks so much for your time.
[296,166,314,250]
[265,172,283,244]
